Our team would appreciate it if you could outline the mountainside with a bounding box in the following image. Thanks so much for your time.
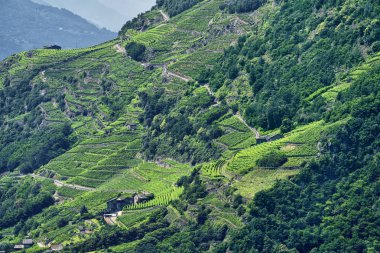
[0,0,379,252]
[0,0,115,60]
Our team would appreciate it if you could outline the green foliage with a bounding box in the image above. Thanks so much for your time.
[205,0,380,130]
[201,159,225,177]
[125,42,146,61]
[126,170,231,252]
[373,41,380,52]
[256,151,288,168]
[125,187,184,210]
[220,0,267,13]
[224,78,380,252]
[0,0,379,251]
[139,87,224,163]
[118,209,156,227]
[0,123,73,173]
[0,177,54,229]
[233,168,299,199]
[157,0,201,17]
[119,10,160,34]
[280,118,293,133]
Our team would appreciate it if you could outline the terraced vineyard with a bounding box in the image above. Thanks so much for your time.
[200,193,244,229]
[124,186,184,210]
[118,209,157,228]
[201,159,226,177]
[227,120,347,174]
[214,115,257,158]
[1,0,378,251]
[41,130,143,187]
[232,168,299,199]
[306,51,380,104]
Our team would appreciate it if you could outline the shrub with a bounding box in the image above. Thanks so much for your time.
[280,118,293,133]
[256,152,288,168]
[125,42,146,61]
[372,41,380,52]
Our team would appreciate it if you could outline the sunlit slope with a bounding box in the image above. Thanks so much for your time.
[0,0,379,251]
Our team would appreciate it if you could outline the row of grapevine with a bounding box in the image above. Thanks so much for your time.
[124,187,184,210]
[202,159,226,177]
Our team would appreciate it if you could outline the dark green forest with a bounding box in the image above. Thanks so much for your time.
[139,86,225,163]
[223,71,380,252]
[0,69,73,173]
[201,0,380,129]
[157,0,201,17]
[220,0,267,13]
[0,178,54,229]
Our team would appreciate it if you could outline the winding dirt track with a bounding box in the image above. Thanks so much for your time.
[162,64,192,82]
[167,71,192,82]
[30,174,135,193]
[235,113,260,138]
[30,174,94,190]
[159,10,170,22]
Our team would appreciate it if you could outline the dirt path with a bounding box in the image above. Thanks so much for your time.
[234,17,249,25]
[167,71,192,82]
[53,179,95,191]
[159,10,170,22]
[204,84,221,106]
[38,104,48,118]
[113,44,126,54]
[204,84,213,96]
[104,215,118,226]
[162,64,192,82]
[30,174,136,193]
[235,112,260,138]
[104,211,125,226]
[41,70,47,82]
[30,174,95,191]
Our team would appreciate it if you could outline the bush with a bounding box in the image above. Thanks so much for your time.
[372,41,380,52]
[280,118,293,133]
[57,218,68,228]
[256,152,288,168]
[125,42,146,61]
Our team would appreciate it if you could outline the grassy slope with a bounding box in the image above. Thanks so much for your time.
[0,0,379,250]
[1,0,243,247]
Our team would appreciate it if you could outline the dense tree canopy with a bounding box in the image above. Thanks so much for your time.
[157,0,201,17]
[202,0,380,130]
[220,0,267,13]
[0,178,54,229]
[125,42,147,61]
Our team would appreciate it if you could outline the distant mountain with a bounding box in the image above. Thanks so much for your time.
[32,0,157,32]
[31,0,125,31]
[0,0,116,59]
